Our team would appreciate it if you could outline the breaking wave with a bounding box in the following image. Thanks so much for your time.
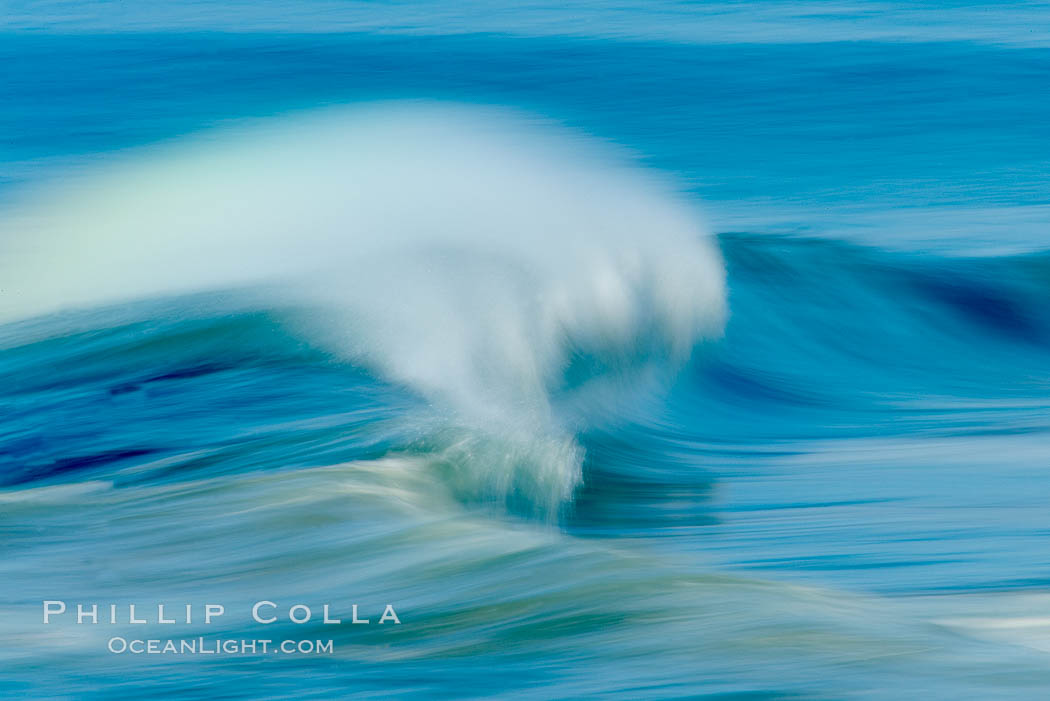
[0,102,727,513]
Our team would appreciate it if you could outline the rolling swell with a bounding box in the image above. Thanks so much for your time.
[685,234,1050,433]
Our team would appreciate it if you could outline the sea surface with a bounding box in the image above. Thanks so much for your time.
[3,3,1050,698]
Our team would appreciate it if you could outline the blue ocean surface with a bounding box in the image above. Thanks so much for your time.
[2,3,1050,699]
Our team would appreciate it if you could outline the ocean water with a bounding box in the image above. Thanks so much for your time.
[3,4,1050,698]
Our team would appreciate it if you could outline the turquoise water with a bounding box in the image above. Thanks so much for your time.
[3,4,1050,698]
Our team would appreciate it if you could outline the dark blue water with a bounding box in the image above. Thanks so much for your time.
[3,6,1050,699]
